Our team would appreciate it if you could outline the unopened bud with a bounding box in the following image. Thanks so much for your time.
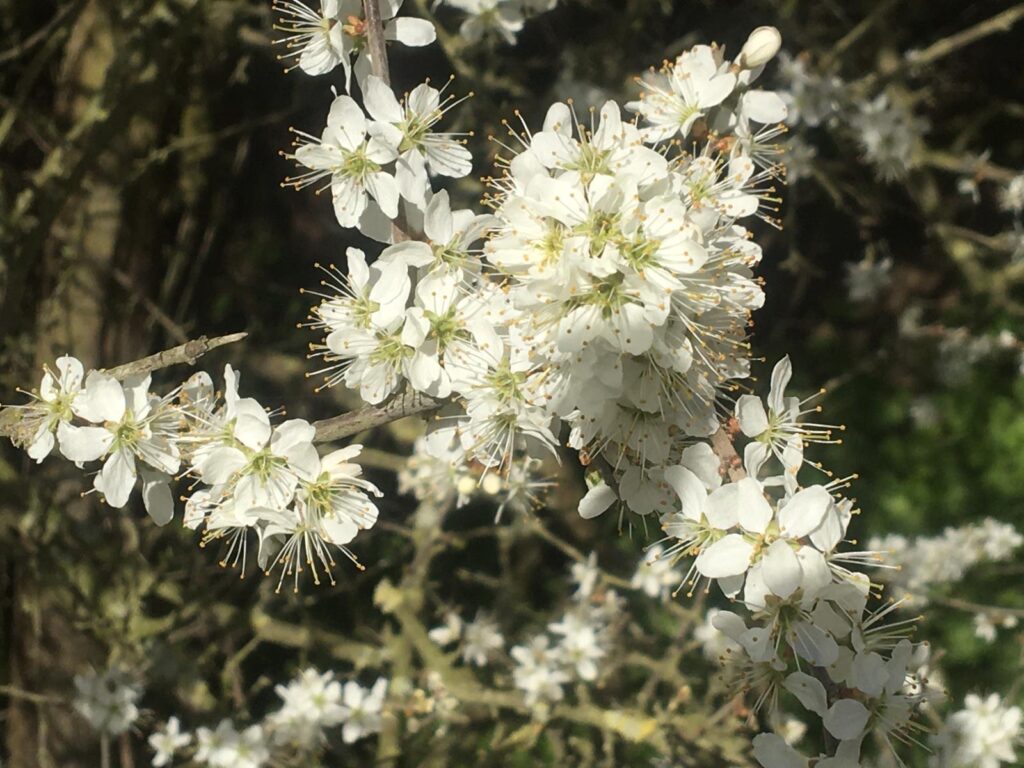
[739,26,782,69]
[456,475,477,496]
[480,473,503,495]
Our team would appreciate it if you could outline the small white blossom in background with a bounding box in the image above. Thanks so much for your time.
[510,636,570,707]
[931,693,1023,768]
[782,135,817,182]
[909,397,940,429]
[776,51,844,128]
[194,720,269,768]
[266,668,346,749]
[444,0,524,44]
[631,544,683,600]
[73,667,141,736]
[428,609,506,666]
[398,436,473,514]
[870,518,1023,606]
[149,717,191,767]
[462,612,506,666]
[778,716,807,746]
[1000,173,1024,216]
[340,677,388,743]
[850,92,928,182]
[845,255,893,303]
[693,607,741,661]
[973,612,1019,644]
[441,0,559,45]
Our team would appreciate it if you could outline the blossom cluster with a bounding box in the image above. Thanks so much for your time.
[74,665,389,767]
[774,50,928,183]
[931,693,1023,768]
[3,357,381,587]
[870,517,1022,607]
[441,0,559,45]
[298,26,795,511]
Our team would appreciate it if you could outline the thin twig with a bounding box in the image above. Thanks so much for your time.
[313,390,439,443]
[710,424,746,482]
[907,4,1024,68]
[363,0,392,85]
[103,332,248,379]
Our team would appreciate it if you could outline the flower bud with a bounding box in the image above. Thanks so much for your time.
[456,475,477,496]
[739,26,782,69]
[480,473,503,495]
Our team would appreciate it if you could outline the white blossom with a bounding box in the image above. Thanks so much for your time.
[340,678,388,743]
[73,667,141,736]
[149,717,191,767]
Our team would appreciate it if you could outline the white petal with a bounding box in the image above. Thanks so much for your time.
[72,372,125,423]
[271,419,316,454]
[740,90,788,123]
[789,621,839,667]
[695,534,753,578]
[384,17,436,46]
[783,671,828,716]
[57,423,113,463]
[711,610,748,641]
[762,539,802,598]
[736,477,773,533]
[200,446,247,485]
[744,441,769,478]
[321,514,359,545]
[424,189,454,243]
[141,471,175,526]
[796,546,831,603]
[736,394,769,436]
[408,351,441,393]
[823,699,870,741]
[233,401,271,450]
[366,171,399,218]
[663,465,707,520]
[778,485,833,539]
[752,733,806,768]
[55,355,85,393]
[347,247,370,290]
[578,484,616,519]
[95,449,137,508]
[362,75,403,122]
[326,95,366,147]
[768,355,792,414]
[679,442,721,490]
[27,426,55,463]
[542,102,572,135]
[704,483,740,529]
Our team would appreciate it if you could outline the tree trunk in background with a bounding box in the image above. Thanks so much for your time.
[7,3,134,765]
